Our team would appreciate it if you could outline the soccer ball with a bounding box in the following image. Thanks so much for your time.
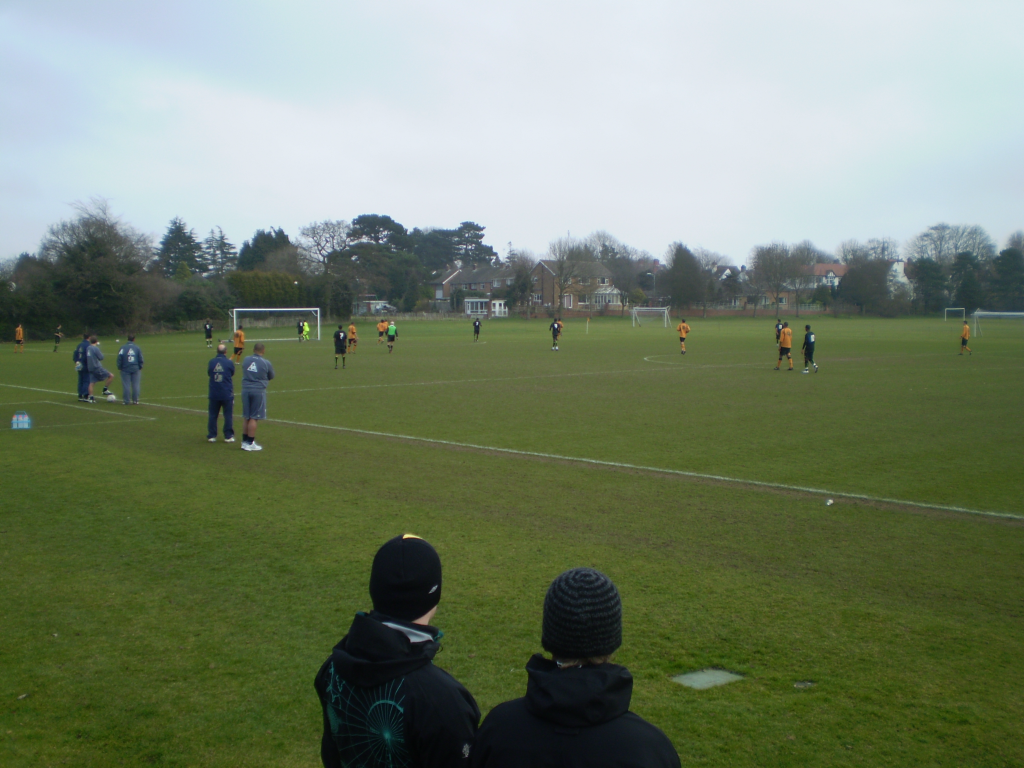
[826,499,834,506]
[106,394,117,403]
[115,339,120,343]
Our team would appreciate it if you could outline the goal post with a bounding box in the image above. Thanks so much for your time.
[944,307,965,321]
[972,310,1024,337]
[631,307,670,327]
[230,308,321,341]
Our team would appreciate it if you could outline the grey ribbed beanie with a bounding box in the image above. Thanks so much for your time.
[542,567,622,659]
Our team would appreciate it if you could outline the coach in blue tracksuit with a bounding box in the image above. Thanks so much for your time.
[73,333,91,401]
[207,344,235,443]
[116,335,144,404]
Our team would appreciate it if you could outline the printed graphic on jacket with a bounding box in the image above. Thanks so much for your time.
[323,661,409,767]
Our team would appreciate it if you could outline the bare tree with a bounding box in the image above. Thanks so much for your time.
[299,220,350,319]
[1005,230,1024,252]
[692,247,723,318]
[547,237,593,311]
[906,223,995,265]
[750,242,793,318]
[789,241,830,317]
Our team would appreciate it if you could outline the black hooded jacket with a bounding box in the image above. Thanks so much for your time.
[472,654,679,768]
[314,611,480,768]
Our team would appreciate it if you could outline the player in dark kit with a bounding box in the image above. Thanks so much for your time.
[549,319,560,351]
[801,324,818,373]
[53,325,64,352]
[775,320,783,343]
[204,319,214,348]
[298,319,305,343]
[333,324,347,369]
[473,318,481,341]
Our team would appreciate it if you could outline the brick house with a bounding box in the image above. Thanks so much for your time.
[530,260,620,310]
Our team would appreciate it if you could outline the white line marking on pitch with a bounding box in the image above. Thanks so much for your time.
[5,382,1019,521]
[136,399,1022,521]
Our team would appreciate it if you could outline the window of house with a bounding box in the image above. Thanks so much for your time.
[599,277,608,285]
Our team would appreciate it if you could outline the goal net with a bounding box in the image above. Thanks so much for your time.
[944,307,965,321]
[972,310,1024,336]
[631,307,670,327]
[230,308,321,341]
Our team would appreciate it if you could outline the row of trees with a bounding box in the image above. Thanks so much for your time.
[3,201,1022,337]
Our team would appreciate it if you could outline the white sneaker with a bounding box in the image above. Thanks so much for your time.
[250,442,263,451]
[208,437,217,442]
[224,437,235,443]
[241,442,253,451]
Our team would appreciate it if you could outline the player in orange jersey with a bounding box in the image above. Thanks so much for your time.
[232,325,245,363]
[676,319,690,354]
[959,320,972,355]
[774,321,793,370]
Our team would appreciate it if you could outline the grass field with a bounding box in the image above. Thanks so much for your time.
[2,315,1023,767]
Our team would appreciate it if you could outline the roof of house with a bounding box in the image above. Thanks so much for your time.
[802,263,848,277]
[535,260,613,278]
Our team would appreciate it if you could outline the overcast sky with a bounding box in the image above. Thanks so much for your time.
[2,0,1021,266]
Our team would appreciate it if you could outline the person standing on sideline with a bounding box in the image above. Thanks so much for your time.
[204,319,214,349]
[333,324,347,369]
[116,335,144,404]
[314,534,480,768]
[960,320,972,355]
[53,325,64,352]
[801,324,818,373]
[549,318,560,351]
[348,322,358,352]
[232,325,245,363]
[303,320,311,341]
[676,318,691,355]
[471,568,679,768]
[775,322,793,371]
[207,343,235,443]
[14,323,24,352]
[386,321,397,353]
[240,342,274,451]
[473,318,481,341]
[73,333,91,401]
[86,336,115,402]
[297,318,305,343]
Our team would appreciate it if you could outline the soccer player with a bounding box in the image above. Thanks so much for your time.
[14,323,24,352]
[116,335,144,404]
[73,333,91,401]
[204,319,214,349]
[232,325,245,363]
[556,318,563,340]
[960,320,972,355]
[53,325,64,352]
[386,321,397,353]
[348,322,358,352]
[240,342,274,451]
[676,318,691,354]
[297,319,304,343]
[207,343,235,443]
[473,318,481,341]
[775,322,793,370]
[775,320,783,344]
[333,324,347,368]
[303,320,311,341]
[85,336,115,401]
[377,318,388,344]
[549,318,560,350]
[801,324,818,373]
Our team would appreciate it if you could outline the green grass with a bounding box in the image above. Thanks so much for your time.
[1,316,1022,766]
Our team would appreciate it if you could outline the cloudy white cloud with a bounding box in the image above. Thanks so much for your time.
[2,0,1021,264]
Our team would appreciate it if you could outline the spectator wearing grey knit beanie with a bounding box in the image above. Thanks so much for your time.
[471,568,680,768]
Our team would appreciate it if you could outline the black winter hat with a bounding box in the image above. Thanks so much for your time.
[542,567,622,659]
[369,534,443,622]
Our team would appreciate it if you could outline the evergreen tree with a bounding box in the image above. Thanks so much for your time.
[203,227,238,275]
[157,217,206,278]
[237,228,293,271]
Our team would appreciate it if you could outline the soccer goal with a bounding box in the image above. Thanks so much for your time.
[631,307,670,327]
[944,307,965,321]
[230,308,321,341]
[972,310,1024,337]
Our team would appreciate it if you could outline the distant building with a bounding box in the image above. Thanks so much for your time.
[530,260,620,310]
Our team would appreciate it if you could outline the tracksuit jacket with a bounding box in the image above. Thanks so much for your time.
[471,654,680,768]
[314,611,480,768]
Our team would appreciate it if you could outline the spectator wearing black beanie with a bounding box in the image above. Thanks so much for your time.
[471,567,680,768]
[314,535,480,768]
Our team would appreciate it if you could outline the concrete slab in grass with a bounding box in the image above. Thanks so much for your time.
[672,669,744,690]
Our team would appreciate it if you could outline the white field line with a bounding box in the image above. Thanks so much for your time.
[134,399,1023,521]
[41,400,156,420]
[5,383,1020,521]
